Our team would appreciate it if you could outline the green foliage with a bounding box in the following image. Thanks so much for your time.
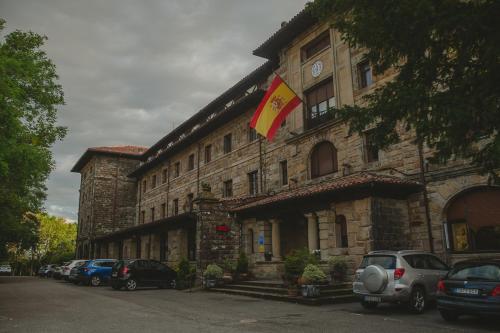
[328,256,348,274]
[222,258,237,274]
[36,213,76,263]
[307,0,500,176]
[301,264,327,285]
[176,258,196,289]
[284,248,318,284]
[236,251,248,274]
[204,264,223,279]
[0,19,67,257]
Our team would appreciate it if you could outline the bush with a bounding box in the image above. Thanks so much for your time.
[301,264,327,285]
[236,251,248,274]
[328,256,348,274]
[176,258,196,289]
[222,258,237,274]
[284,248,318,284]
[204,264,223,279]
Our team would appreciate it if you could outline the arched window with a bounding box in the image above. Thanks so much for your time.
[446,187,500,252]
[335,215,348,248]
[310,142,338,178]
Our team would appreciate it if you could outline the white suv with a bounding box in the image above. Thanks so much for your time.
[0,264,12,276]
[62,260,87,280]
[353,250,449,313]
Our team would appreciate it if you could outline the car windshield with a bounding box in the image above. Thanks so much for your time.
[359,255,396,269]
[448,263,500,282]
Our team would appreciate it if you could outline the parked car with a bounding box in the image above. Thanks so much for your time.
[52,265,64,280]
[69,261,88,283]
[38,264,57,278]
[353,250,449,313]
[437,259,500,321]
[110,259,177,291]
[0,264,12,276]
[77,259,117,286]
[62,260,87,281]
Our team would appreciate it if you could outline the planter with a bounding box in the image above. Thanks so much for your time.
[204,278,217,289]
[301,284,321,298]
[264,252,272,262]
[222,273,233,283]
[287,287,299,297]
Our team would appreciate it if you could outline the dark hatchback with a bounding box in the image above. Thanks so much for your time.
[437,259,500,321]
[110,259,177,291]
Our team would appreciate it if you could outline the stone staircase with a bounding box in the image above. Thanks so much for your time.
[207,280,357,305]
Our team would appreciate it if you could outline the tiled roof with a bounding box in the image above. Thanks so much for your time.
[71,145,148,173]
[232,172,422,212]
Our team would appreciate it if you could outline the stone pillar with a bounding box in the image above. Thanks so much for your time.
[316,209,335,260]
[270,219,281,261]
[305,213,319,253]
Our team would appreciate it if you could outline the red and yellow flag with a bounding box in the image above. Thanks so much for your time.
[250,74,301,141]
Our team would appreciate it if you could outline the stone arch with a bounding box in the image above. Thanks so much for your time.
[308,141,338,179]
[444,186,500,252]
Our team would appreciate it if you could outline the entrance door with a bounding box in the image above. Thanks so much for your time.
[280,214,308,257]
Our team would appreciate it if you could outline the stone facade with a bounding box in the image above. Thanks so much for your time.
[73,10,499,281]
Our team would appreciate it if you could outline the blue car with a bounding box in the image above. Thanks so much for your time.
[78,259,117,286]
[437,259,500,321]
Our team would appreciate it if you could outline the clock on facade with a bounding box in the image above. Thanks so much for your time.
[311,60,323,78]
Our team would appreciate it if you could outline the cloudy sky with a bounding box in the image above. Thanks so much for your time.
[1,0,308,222]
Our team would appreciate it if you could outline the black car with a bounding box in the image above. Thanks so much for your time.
[110,259,177,291]
[437,259,500,321]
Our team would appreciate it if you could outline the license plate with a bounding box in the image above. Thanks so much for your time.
[112,272,117,277]
[364,296,381,303]
[453,288,479,295]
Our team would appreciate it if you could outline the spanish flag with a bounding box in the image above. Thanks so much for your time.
[250,74,302,141]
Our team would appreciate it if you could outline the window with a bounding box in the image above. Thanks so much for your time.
[280,160,288,186]
[204,144,212,163]
[140,210,145,224]
[172,199,179,216]
[188,154,195,171]
[142,180,147,193]
[359,255,396,269]
[305,79,336,129]
[186,193,194,212]
[248,229,255,254]
[223,133,232,154]
[446,188,500,252]
[162,169,168,184]
[310,141,338,178]
[223,180,233,198]
[150,207,155,222]
[358,59,372,89]
[151,175,157,189]
[364,131,379,163]
[248,124,258,142]
[301,31,330,62]
[173,162,180,178]
[335,215,348,248]
[161,203,166,219]
[248,171,258,195]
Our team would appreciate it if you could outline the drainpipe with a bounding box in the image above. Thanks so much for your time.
[196,143,201,195]
[417,140,434,253]
[259,137,264,193]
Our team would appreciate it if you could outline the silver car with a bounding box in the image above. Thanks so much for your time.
[353,250,449,313]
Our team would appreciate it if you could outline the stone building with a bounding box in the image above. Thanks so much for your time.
[72,9,500,279]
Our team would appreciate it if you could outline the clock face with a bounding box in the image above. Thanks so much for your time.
[311,60,323,78]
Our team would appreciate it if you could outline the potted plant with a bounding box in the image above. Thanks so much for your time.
[222,258,236,283]
[300,264,327,297]
[328,256,348,283]
[203,264,223,288]
[264,251,272,262]
[283,248,317,297]
[236,251,249,280]
[176,258,195,290]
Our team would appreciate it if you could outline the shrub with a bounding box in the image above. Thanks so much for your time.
[328,256,348,274]
[204,264,223,279]
[176,258,196,289]
[301,264,327,285]
[222,258,237,274]
[236,251,248,274]
[284,248,318,284]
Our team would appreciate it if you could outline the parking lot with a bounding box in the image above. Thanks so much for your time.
[0,276,499,333]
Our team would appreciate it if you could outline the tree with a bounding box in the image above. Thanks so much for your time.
[35,213,76,263]
[307,0,500,176]
[0,19,67,257]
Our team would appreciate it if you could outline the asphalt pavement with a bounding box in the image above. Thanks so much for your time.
[0,277,499,333]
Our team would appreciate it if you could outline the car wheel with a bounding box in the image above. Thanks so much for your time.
[409,286,426,314]
[90,275,101,287]
[361,301,378,309]
[440,310,459,322]
[125,279,137,291]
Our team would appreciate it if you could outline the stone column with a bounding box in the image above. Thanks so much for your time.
[305,213,319,252]
[316,209,335,260]
[270,219,281,261]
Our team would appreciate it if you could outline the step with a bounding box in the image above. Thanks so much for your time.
[221,284,288,294]
[237,280,284,288]
[207,287,357,306]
